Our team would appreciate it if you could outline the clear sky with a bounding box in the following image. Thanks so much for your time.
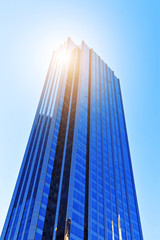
[0,1,159,239]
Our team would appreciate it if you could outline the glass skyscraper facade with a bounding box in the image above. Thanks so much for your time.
[1,38,143,240]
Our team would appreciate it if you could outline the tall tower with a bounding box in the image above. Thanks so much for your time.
[1,38,143,240]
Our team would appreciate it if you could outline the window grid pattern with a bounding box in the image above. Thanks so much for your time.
[35,107,62,240]
[70,44,89,240]
[4,116,41,240]
[87,51,142,240]
[113,75,143,239]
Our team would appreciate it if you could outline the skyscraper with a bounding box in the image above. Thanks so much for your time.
[1,38,143,240]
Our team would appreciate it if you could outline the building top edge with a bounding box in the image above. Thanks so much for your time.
[54,37,119,80]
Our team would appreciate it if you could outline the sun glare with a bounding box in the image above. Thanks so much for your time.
[59,49,71,66]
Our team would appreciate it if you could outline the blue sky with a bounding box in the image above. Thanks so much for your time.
[0,1,159,239]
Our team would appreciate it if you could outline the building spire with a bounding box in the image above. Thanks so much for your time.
[118,215,122,240]
[112,220,115,240]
